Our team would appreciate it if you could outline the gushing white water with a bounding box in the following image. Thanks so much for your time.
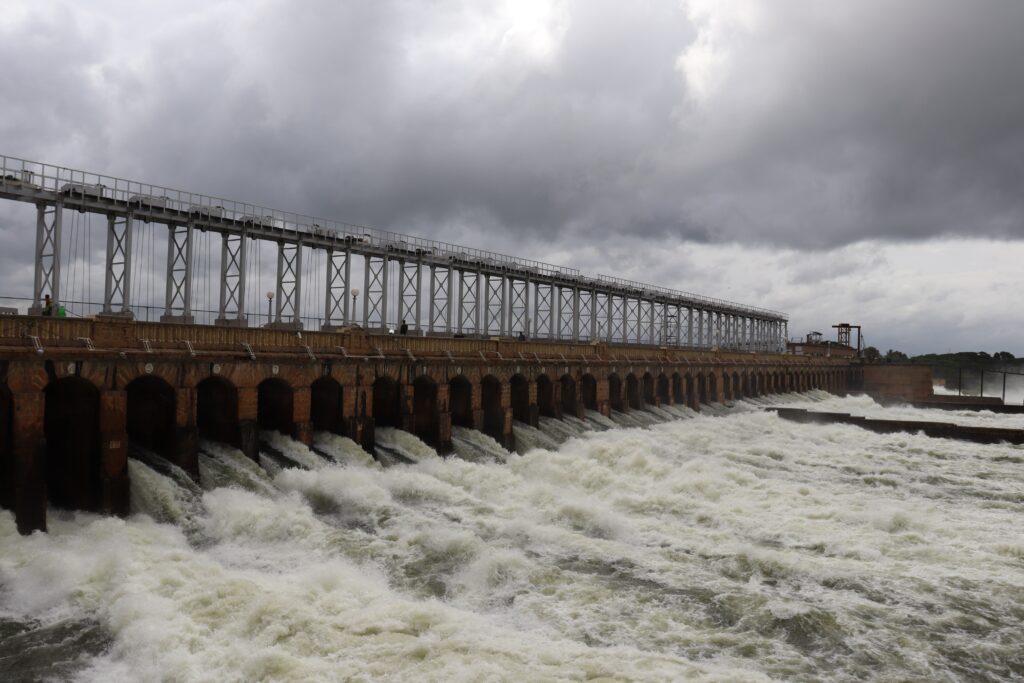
[537,415,583,444]
[374,427,438,464]
[260,430,330,470]
[198,441,277,497]
[584,409,617,430]
[127,459,202,530]
[451,426,509,463]
[312,432,378,468]
[2,394,1023,682]
[512,421,560,454]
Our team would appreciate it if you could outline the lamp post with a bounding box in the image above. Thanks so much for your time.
[350,287,359,324]
[266,290,274,325]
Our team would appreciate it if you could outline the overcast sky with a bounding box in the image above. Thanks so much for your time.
[2,0,1023,354]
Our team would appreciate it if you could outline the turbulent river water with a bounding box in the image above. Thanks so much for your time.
[2,392,1023,682]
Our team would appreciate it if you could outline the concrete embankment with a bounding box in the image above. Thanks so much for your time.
[772,407,1024,445]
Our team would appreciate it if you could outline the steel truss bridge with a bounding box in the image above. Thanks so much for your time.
[0,154,788,350]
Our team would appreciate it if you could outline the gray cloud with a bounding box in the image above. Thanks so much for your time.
[4,0,1023,249]
[2,0,1023,354]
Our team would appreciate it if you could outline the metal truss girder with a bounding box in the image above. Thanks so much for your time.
[398,260,421,330]
[363,255,388,330]
[533,282,553,339]
[457,269,480,334]
[163,223,193,318]
[103,213,134,315]
[508,278,528,338]
[274,241,302,324]
[324,247,350,327]
[32,202,62,310]
[428,265,451,333]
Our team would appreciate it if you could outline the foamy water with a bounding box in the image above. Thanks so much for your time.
[2,395,1023,682]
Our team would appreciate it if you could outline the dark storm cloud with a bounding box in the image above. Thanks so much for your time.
[2,0,1023,253]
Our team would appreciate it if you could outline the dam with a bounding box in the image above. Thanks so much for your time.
[0,315,855,535]
[0,154,859,535]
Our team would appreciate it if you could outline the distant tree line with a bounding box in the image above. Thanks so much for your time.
[861,347,1019,367]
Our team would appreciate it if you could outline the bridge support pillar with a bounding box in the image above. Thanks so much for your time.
[237,385,258,460]
[215,233,248,328]
[29,202,63,315]
[100,215,135,320]
[433,382,452,454]
[161,223,195,324]
[268,241,303,330]
[175,386,198,476]
[99,390,129,517]
[293,384,312,445]
[11,390,46,534]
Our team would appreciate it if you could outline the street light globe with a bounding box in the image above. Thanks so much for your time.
[266,290,274,300]
[351,288,360,297]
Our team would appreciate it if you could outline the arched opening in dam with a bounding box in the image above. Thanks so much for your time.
[258,378,294,436]
[372,376,402,428]
[723,373,732,401]
[708,374,717,403]
[536,374,556,418]
[642,372,655,405]
[413,376,439,446]
[449,375,474,428]
[126,376,177,459]
[671,373,683,405]
[581,374,597,411]
[197,377,239,446]
[657,374,670,405]
[608,373,623,412]
[481,375,504,443]
[0,384,13,512]
[561,374,577,416]
[510,374,530,423]
[45,377,101,512]
[310,376,343,433]
[732,372,741,400]
[685,374,695,408]
[626,374,640,409]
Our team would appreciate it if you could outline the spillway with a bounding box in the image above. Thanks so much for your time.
[2,393,1022,682]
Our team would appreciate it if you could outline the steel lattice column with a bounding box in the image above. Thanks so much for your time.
[621,298,635,344]
[608,295,623,343]
[428,264,451,334]
[271,241,303,328]
[323,247,350,329]
[363,255,388,330]
[216,232,248,326]
[102,213,134,317]
[576,289,594,342]
[594,292,610,342]
[31,202,63,313]
[533,282,553,339]
[398,260,421,331]
[696,309,704,347]
[457,269,480,335]
[161,222,194,323]
[483,274,505,336]
[687,307,694,347]
[557,286,574,340]
[508,278,528,338]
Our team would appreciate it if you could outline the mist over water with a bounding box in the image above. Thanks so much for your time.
[2,395,1023,682]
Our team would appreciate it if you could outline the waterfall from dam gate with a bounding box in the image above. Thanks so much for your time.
[2,391,1023,682]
